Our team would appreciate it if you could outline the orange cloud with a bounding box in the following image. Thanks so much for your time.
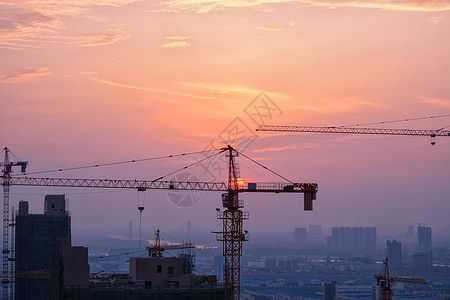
[0,67,50,83]
[161,41,191,50]
[0,8,61,50]
[292,97,382,115]
[429,16,445,24]
[161,36,191,50]
[300,0,450,12]
[159,0,450,12]
[420,96,450,108]
[63,24,129,47]
[253,145,297,153]
[1,1,132,50]
[87,76,200,100]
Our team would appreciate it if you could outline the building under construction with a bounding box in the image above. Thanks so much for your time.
[13,195,224,300]
[15,195,89,300]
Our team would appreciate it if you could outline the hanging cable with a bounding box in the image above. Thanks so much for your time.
[436,124,450,131]
[89,249,147,260]
[236,150,293,183]
[93,252,148,276]
[22,149,223,175]
[160,231,184,243]
[151,148,226,182]
[238,160,275,183]
[337,114,450,128]
[210,221,223,234]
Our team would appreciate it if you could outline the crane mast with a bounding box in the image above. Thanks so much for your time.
[0,146,318,300]
[218,146,246,299]
[1,148,27,299]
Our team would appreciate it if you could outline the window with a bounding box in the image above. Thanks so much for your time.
[168,266,174,274]
[51,204,55,208]
[157,265,162,273]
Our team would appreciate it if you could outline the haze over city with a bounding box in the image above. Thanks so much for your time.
[1,0,450,241]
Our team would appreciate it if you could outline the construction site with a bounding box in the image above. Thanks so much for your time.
[1,119,450,300]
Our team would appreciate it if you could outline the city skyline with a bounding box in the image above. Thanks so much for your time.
[1,0,450,237]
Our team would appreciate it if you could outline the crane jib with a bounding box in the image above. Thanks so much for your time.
[1,177,317,194]
[257,125,450,137]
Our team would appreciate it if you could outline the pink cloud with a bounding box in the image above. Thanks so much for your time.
[0,67,51,83]
[159,0,450,12]
[420,96,450,108]
[301,0,450,12]
[253,145,297,153]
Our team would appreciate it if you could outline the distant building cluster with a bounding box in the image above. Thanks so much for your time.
[386,225,433,272]
[326,227,377,253]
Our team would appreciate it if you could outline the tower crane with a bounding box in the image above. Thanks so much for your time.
[374,257,426,300]
[147,229,194,258]
[257,125,450,145]
[1,145,318,300]
[0,147,27,299]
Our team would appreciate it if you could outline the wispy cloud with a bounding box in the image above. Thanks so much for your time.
[0,8,62,50]
[63,24,129,47]
[293,97,382,114]
[158,0,297,13]
[429,16,445,24]
[159,0,450,13]
[301,0,450,12]
[87,76,200,99]
[0,67,50,83]
[0,1,133,50]
[162,41,191,50]
[161,36,191,50]
[253,145,297,153]
[420,96,450,108]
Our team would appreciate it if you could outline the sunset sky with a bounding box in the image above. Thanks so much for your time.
[1,0,450,241]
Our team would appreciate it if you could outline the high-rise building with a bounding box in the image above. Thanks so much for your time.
[406,225,414,239]
[294,227,307,246]
[308,225,322,237]
[413,251,433,270]
[363,227,377,252]
[418,226,432,252]
[386,240,402,269]
[15,195,89,300]
[323,281,337,300]
[372,284,382,300]
[213,255,225,282]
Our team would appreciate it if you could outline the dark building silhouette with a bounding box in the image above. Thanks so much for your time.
[413,251,433,270]
[386,240,402,269]
[323,281,337,300]
[414,225,432,270]
[15,195,89,300]
[418,225,432,252]
[214,255,225,282]
[294,227,307,246]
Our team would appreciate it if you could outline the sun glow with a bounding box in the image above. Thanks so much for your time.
[235,178,245,189]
